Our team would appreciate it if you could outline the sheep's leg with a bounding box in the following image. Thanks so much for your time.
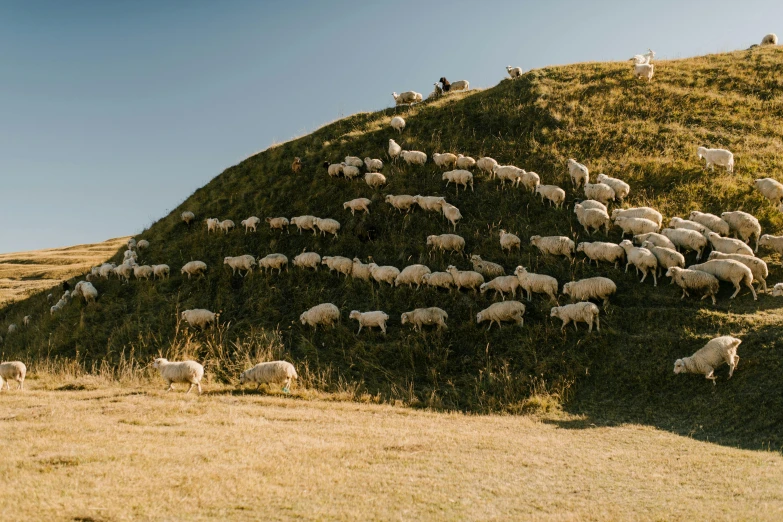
[165,381,174,392]
[625,262,631,273]
[747,281,758,301]
[595,315,600,332]
[197,382,202,395]
[640,269,647,283]
[588,319,593,333]
[730,282,741,299]
[705,371,717,385]
[730,355,739,377]
[652,271,657,287]
[356,324,362,335]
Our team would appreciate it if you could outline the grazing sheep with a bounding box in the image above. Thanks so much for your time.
[442,169,474,193]
[536,185,566,208]
[98,263,116,279]
[239,361,298,393]
[772,283,783,297]
[349,311,390,335]
[124,249,138,262]
[115,262,136,282]
[440,202,463,231]
[219,219,235,234]
[576,242,625,268]
[500,230,521,252]
[642,242,685,277]
[662,228,708,259]
[293,251,321,271]
[446,265,484,293]
[368,263,401,286]
[401,150,428,165]
[266,217,290,233]
[6,324,18,335]
[697,147,734,173]
[137,239,150,250]
[514,266,558,302]
[674,336,741,384]
[241,216,261,233]
[224,255,256,277]
[422,271,454,290]
[388,139,402,159]
[181,261,207,279]
[344,156,363,168]
[619,240,658,285]
[205,218,220,233]
[753,178,783,206]
[290,215,318,235]
[390,116,405,133]
[688,211,730,236]
[567,159,589,189]
[706,232,754,257]
[314,217,341,238]
[127,238,137,250]
[133,265,154,280]
[480,275,520,301]
[758,234,783,255]
[351,258,373,281]
[574,204,611,235]
[181,309,217,329]
[615,217,660,238]
[392,91,423,105]
[761,33,778,45]
[476,157,499,177]
[631,48,655,64]
[596,174,630,201]
[492,165,524,188]
[563,277,616,306]
[291,157,302,173]
[23,316,30,326]
[669,217,709,235]
[584,182,616,205]
[633,63,654,81]
[574,199,609,213]
[612,207,663,226]
[181,211,196,225]
[385,194,418,213]
[688,260,757,300]
[300,303,340,330]
[364,157,383,172]
[342,164,361,180]
[152,264,170,280]
[721,211,761,251]
[470,255,505,278]
[401,307,448,332]
[415,195,446,213]
[477,301,525,331]
[432,152,458,169]
[550,302,600,333]
[506,65,523,79]
[152,358,204,394]
[258,253,288,275]
[324,162,344,177]
[427,234,465,256]
[0,361,26,391]
[517,170,541,193]
[456,154,476,169]
[395,264,432,289]
[708,252,768,293]
[72,281,99,303]
[530,235,575,260]
[343,197,371,215]
[666,267,720,305]
[441,78,469,91]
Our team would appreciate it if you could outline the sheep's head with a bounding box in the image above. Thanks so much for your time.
[576,243,585,253]
[476,312,484,323]
[426,235,436,246]
[771,284,783,297]
[479,283,489,294]
[562,283,572,296]
[400,313,409,325]
[665,267,678,278]
[152,358,166,369]
[697,147,707,159]
[239,371,248,385]
[619,239,632,250]
[550,307,561,318]
[673,359,686,374]
[530,235,541,245]
[299,313,307,325]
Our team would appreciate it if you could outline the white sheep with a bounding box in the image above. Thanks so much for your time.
[506,65,523,79]
[321,256,354,278]
[401,307,448,332]
[697,146,734,173]
[550,302,600,333]
[72,281,99,303]
[180,261,207,279]
[662,228,708,259]
[669,217,709,235]
[325,162,344,177]
[224,255,256,277]
[721,211,761,251]
[23,316,31,326]
[427,234,465,256]
[492,165,524,188]
[442,169,474,193]
[633,232,676,250]
[152,264,170,280]
[293,251,321,271]
[390,116,405,133]
[351,258,373,281]
[499,230,521,252]
[205,218,220,233]
[368,263,401,286]
[239,361,298,393]
[761,33,778,45]
[422,271,454,291]
[300,303,340,330]
[6,324,17,335]
[392,91,423,105]
[181,211,196,225]
[137,239,150,250]
[707,252,768,293]
[476,157,498,177]
[123,249,138,262]
[441,203,463,231]
[115,261,136,282]
[395,264,431,289]
[0,361,26,390]
[772,283,783,297]
[530,235,575,260]
[127,238,137,249]
[536,185,566,208]
[432,152,458,169]
[753,178,783,205]
[385,194,417,213]
[401,150,428,165]
[567,159,589,189]
[514,266,558,302]
[575,199,608,213]
[241,216,261,233]
[266,217,290,233]
[152,358,204,394]
[349,311,390,335]
[517,171,540,193]
[596,174,630,201]
[666,267,720,305]
[615,217,660,238]
[674,336,741,384]
[633,63,654,81]
[688,211,730,236]
[414,195,446,213]
[631,48,655,64]
[181,309,216,329]
[314,217,341,237]
[258,253,288,274]
[219,219,235,234]
[133,265,153,281]
[344,156,363,168]
[612,207,663,226]
[574,204,611,235]
[705,231,754,257]
[470,255,505,278]
[584,182,616,205]
[688,260,757,300]
[290,215,318,235]
[480,275,520,301]
[576,242,625,268]
[619,240,658,285]
[363,157,383,172]
[342,164,361,180]
[446,265,484,293]
[642,242,685,277]
[343,197,371,215]
[758,234,783,255]
[456,154,476,170]
[477,301,525,330]
[563,277,616,306]
[389,139,402,159]
[447,79,470,91]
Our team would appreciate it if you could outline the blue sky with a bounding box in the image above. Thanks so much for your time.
[1,0,780,252]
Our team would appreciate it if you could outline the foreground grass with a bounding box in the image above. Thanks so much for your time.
[1,378,782,521]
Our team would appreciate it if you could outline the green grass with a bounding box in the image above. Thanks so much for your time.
[2,47,783,451]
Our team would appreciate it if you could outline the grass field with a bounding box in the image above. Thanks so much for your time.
[2,376,782,521]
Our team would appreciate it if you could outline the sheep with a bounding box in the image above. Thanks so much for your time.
[152,264,170,280]
[291,157,302,173]
[401,150,428,165]
[152,358,204,394]
[567,159,589,189]
[615,217,660,238]
[642,242,685,278]
[111,262,133,282]
[674,336,741,384]
[300,303,340,330]
[368,263,400,286]
[324,162,344,177]
[127,238,137,249]
[181,309,217,329]
[584,182,616,205]
[759,234,783,255]
[395,264,431,289]
[596,174,630,201]
[514,266,558,302]
[427,234,465,256]
[239,361,298,393]
[440,78,469,91]
[550,302,600,333]
[224,255,256,277]
[290,215,318,235]
[669,217,710,235]
[446,265,484,293]
[47,293,53,302]
[476,157,498,177]
[137,239,150,250]
[344,156,363,168]
[133,265,154,281]
[0,361,26,390]
[707,252,768,293]
[219,219,235,234]
[23,316,31,326]
[574,199,608,213]
[721,211,761,251]
[619,240,658,285]
[574,204,611,235]
[517,171,541,193]
[576,242,625,268]
[772,283,783,297]
[72,281,99,303]
[123,249,138,262]
[385,194,417,213]
[241,216,261,233]
[612,207,663,226]
[506,65,523,79]
[477,301,525,331]
[470,255,505,278]
[530,235,575,260]
[697,146,734,173]
[688,211,730,236]
[456,154,476,169]
[389,139,402,159]
[321,256,353,278]
[429,82,444,98]
[349,311,390,335]
[364,157,383,172]
[662,228,708,259]
[180,261,207,279]
[362,172,386,190]
[761,33,779,45]
[563,277,617,306]
[705,232,754,257]
[432,153,458,169]
[631,48,655,64]
[441,203,462,231]
[415,195,446,213]
[480,275,520,301]
[633,63,654,81]
[492,165,524,188]
[314,217,341,237]
[390,116,405,133]
[442,169,474,193]
[98,263,116,279]
[351,258,373,281]
[392,91,422,105]
[293,252,321,271]
[266,217,290,233]
[181,211,195,225]
[258,253,288,274]
[343,197,371,215]
[688,260,757,300]
[342,164,361,180]
[7,324,18,335]
[401,307,448,332]
[205,218,220,233]
[499,230,521,252]
[422,271,454,291]
[752,178,783,206]
[666,266,720,305]
[536,185,566,208]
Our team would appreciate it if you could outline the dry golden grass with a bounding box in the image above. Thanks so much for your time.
[0,237,129,305]
[1,376,782,521]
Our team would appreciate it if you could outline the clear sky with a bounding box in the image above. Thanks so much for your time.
[1,0,780,253]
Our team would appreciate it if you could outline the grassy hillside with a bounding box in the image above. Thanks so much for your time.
[2,47,783,450]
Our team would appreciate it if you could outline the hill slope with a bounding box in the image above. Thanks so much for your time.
[2,48,783,450]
